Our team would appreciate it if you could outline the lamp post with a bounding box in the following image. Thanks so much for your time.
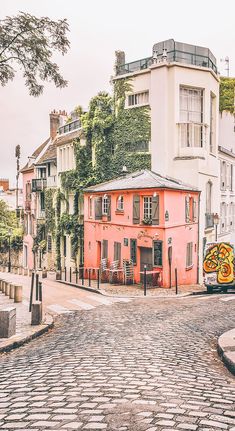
[213,213,219,242]
[8,228,13,273]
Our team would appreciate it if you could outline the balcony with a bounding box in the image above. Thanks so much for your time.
[25,200,31,211]
[32,178,46,192]
[205,213,214,229]
[47,175,57,188]
[116,39,217,76]
[58,119,81,135]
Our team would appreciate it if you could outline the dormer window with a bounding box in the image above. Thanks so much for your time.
[117,195,124,211]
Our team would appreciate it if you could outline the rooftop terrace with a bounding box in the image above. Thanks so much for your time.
[116,39,217,76]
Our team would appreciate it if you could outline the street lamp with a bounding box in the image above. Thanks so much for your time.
[8,228,13,273]
[213,213,219,242]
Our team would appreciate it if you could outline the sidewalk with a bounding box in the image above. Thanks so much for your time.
[0,279,53,353]
[218,328,235,376]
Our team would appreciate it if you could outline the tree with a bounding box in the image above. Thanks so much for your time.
[0,200,23,252]
[0,11,70,96]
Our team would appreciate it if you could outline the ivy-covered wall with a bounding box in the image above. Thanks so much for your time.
[219,77,235,113]
[54,78,151,269]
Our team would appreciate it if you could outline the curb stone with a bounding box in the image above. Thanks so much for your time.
[218,328,235,376]
[0,314,54,354]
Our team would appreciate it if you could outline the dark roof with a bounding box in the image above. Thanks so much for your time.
[84,170,199,193]
[20,138,50,173]
[55,129,83,146]
[36,143,57,165]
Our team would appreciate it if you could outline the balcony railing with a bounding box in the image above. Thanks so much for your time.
[58,119,81,135]
[116,50,217,76]
[32,178,46,192]
[205,213,214,229]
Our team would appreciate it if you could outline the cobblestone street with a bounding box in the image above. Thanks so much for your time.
[0,295,235,430]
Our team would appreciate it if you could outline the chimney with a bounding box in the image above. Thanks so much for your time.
[50,110,60,139]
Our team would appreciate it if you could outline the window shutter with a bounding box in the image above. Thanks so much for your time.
[185,197,190,222]
[193,198,197,222]
[152,195,159,225]
[133,195,140,224]
[107,195,111,221]
[95,197,102,220]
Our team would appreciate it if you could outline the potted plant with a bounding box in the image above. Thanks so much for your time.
[142,217,152,225]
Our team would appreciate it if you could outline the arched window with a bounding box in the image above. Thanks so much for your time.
[117,195,124,211]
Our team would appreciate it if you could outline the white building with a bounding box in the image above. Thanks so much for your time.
[218,110,235,243]
[114,39,221,281]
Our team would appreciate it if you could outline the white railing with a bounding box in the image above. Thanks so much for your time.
[47,175,57,188]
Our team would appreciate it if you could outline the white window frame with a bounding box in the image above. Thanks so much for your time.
[143,196,152,220]
[103,195,108,215]
[179,86,204,148]
[127,91,149,108]
[117,195,124,211]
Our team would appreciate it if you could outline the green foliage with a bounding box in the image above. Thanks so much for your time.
[33,222,46,254]
[0,11,70,96]
[57,80,151,265]
[0,200,23,253]
[45,189,56,235]
[220,77,235,113]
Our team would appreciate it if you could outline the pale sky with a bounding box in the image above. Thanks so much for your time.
[1,0,235,186]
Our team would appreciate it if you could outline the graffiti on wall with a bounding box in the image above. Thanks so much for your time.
[203,242,234,284]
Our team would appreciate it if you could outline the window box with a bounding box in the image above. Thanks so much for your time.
[142,217,152,225]
[115,209,124,215]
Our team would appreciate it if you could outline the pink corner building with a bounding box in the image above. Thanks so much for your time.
[84,170,200,288]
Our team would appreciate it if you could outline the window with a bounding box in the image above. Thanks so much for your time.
[26,182,31,201]
[229,203,233,231]
[220,202,227,233]
[117,195,124,211]
[153,241,163,266]
[40,192,45,211]
[185,196,197,223]
[128,91,149,107]
[48,163,51,177]
[179,86,204,148]
[210,93,216,153]
[103,195,108,215]
[143,196,152,220]
[206,182,212,214]
[130,239,137,265]
[220,161,226,191]
[114,242,121,262]
[89,196,93,218]
[186,242,193,268]
[125,141,149,153]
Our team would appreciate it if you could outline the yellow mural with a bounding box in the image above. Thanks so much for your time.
[203,242,234,284]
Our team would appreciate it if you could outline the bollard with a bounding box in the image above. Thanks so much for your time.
[175,268,178,295]
[144,265,147,296]
[14,285,23,303]
[35,273,39,301]
[31,301,42,325]
[97,269,100,290]
[5,282,11,296]
[88,269,91,287]
[2,281,6,294]
[70,267,72,283]
[64,267,67,282]
[75,268,78,284]
[0,307,16,338]
[9,284,15,299]
[0,279,3,292]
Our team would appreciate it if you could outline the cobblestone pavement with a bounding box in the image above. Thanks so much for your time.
[0,295,235,430]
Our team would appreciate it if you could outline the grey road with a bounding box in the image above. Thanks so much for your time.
[0,294,235,430]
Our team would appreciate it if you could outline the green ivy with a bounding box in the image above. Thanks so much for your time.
[220,77,235,113]
[45,189,56,236]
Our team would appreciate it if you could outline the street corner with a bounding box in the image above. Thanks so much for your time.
[218,328,235,376]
